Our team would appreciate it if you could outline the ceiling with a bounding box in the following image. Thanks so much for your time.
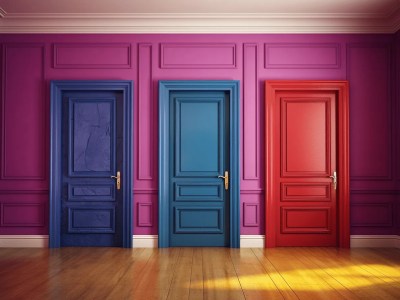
[0,0,399,33]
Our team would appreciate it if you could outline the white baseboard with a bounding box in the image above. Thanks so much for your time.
[133,235,158,248]
[350,235,400,248]
[1,234,398,249]
[240,235,265,248]
[0,235,49,248]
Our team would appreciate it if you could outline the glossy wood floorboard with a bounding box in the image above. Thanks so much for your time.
[0,247,399,300]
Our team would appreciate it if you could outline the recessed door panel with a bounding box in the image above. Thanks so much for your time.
[69,100,115,175]
[282,98,331,176]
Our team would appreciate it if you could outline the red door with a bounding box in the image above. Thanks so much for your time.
[265,81,350,247]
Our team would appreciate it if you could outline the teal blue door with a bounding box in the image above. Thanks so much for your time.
[159,80,240,248]
[169,91,229,246]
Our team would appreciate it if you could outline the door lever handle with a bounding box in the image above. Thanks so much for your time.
[218,171,229,190]
[329,171,337,190]
[111,171,121,190]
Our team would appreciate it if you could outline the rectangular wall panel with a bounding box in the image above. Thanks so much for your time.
[347,44,392,181]
[1,203,45,227]
[265,43,340,69]
[137,202,153,227]
[351,203,393,227]
[243,44,260,181]
[1,44,46,180]
[137,44,154,181]
[133,192,157,234]
[243,203,259,227]
[53,43,131,69]
[160,43,236,68]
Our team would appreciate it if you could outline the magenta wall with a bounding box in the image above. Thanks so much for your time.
[0,33,398,237]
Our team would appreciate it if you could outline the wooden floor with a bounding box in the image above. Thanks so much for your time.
[0,247,399,300]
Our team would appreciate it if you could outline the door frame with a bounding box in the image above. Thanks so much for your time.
[265,80,350,248]
[158,80,240,248]
[49,80,133,248]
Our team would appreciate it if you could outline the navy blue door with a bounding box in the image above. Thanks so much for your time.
[169,91,229,246]
[61,91,123,247]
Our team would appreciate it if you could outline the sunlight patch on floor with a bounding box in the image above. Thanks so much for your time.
[191,264,400,290]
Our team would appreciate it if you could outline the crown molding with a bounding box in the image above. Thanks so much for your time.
[0,12,399,34]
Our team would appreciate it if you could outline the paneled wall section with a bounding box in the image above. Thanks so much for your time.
[0,33,398,237]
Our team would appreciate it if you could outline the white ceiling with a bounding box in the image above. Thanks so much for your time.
[0,0,399,33]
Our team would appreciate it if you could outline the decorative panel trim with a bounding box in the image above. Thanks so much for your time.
[137,44,154,181]
[281,97,331,178]
[175,182,223,202]
[243,43,260,181]
[243,202,259,227]
[175,206,223,233]
[281,207,331,233]
[53,43,132,69]
[281,183,331,202]
[160,43,237,69]
[1,43,46,180]
[264,43,341,69]
[0,190,49,194]
[1,203,45,227]
[68,98,116,177]
[133,188,158,194]
[240,189,264,194]
[0,235,49,248]
[351,203,393,227]
[137,202,153,227]
[68,183,115,202]
[346,43,393,181]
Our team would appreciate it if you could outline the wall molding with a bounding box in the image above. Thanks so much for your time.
[137,43,154,181]
[0,235,48,247]
[264,43,341,69]
[346,43,393,182]
[0,13,399,33]
[1,43,47,181]
[53,43,132,69]
[351,235,400,248]
[243,43,259,181]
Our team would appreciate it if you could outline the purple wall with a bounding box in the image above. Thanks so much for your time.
[0,33,398,237]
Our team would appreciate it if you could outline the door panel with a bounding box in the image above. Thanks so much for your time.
[61,91,123,247]
[169,91,229,246]
[282,98,332,176]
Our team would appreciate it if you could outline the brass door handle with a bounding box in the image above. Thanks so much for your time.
[111,171,121,190]
[329,171,337,190]
[218,171,229,190]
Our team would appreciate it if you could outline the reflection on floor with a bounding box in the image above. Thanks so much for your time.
[0,247,399,299]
